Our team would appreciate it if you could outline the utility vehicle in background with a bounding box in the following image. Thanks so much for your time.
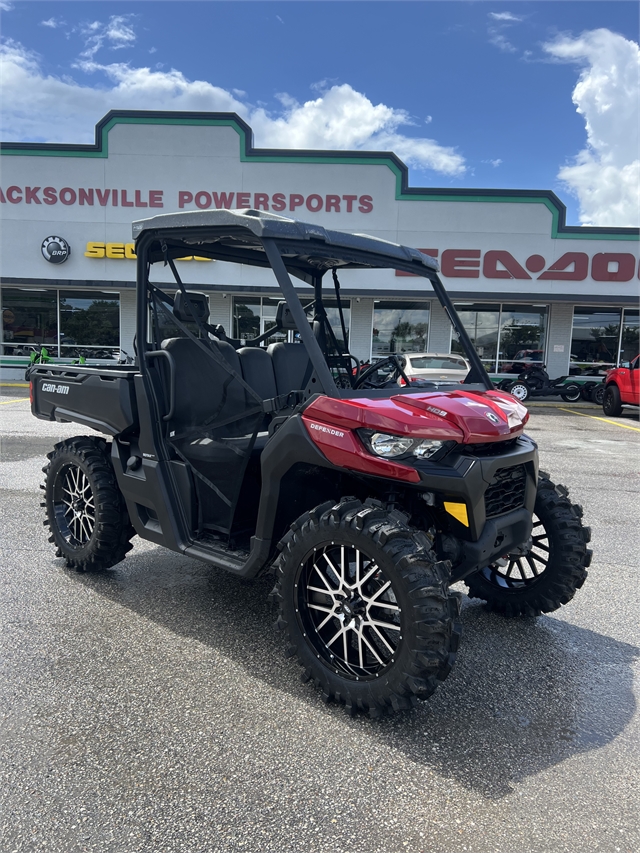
[28,210,592,717]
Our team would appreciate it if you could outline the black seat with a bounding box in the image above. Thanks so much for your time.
[237,346,278,401]
[161,337,245,432]
[267,342,314,396]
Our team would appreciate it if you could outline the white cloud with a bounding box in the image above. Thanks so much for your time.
[544,28,640,226]
[483,158,503,168]
[40,18,63,29]
[489,33,517,53]
[489,12,523,23]
[0,39,466,176]
[0,2,14,11]
[78,14,137,60]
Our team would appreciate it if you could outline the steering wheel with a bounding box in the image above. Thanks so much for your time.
[353,355,410,389]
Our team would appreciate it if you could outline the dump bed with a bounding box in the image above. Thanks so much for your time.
[28,363,138,436]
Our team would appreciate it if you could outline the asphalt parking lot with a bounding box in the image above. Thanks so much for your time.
[1,385,639,853]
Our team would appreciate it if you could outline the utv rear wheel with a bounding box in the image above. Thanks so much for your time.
[273,498,462,717]
[465,476,592,617]
[43,436,135,572]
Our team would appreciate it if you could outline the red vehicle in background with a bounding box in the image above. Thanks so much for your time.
[603,355,640,415]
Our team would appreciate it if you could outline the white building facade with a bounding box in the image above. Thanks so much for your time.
[1,111,638,381]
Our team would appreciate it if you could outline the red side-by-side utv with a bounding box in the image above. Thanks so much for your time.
[28,210,592,717]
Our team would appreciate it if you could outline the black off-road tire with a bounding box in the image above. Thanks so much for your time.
[560,383,582,403]
[272,497,462,717]
[603,384,623,416]
[42,436,135,572]
[465,475,592,617]
[593,384,606,406]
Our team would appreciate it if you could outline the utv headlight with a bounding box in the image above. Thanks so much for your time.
[363,431,445,460]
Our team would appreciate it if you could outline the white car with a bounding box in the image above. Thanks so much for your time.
[397,352,470,383]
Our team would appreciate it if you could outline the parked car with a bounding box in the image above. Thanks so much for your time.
[397,352,470,383]
[602,355,640,415]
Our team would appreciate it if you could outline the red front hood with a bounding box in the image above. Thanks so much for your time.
[304,388,528,443]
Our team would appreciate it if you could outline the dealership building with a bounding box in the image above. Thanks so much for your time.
[1,110,638,382]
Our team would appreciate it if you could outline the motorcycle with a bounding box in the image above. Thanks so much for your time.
[503,364,582,404]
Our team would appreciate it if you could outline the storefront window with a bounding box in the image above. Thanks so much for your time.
[233,298,261,341]
[233,296,350,349]
[620,309,639,364]
[1,288,58,356]
[372,301,429,357]
[59,291,120,357]
[452,302,548,373]
[452,303,500,371]
[497,305,548,372]
[571,307,621,368]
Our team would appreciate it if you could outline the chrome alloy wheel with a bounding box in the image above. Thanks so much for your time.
[53,463,96,547]
[481,512,549,589]
[296,543,403,679]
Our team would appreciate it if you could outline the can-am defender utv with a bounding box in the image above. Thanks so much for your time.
[30,210,592,717]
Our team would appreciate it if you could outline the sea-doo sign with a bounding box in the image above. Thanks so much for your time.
[41,236,70,265]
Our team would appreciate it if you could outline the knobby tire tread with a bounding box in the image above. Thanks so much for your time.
[465,476,591,617]
[42,436,135,572]
[272,497,462,718]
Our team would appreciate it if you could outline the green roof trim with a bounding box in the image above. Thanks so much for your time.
[2,111,638,242]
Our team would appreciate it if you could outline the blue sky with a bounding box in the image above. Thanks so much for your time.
[1,1,638,226]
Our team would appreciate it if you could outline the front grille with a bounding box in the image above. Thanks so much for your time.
[462,438,517,457]
[484,464,527,518]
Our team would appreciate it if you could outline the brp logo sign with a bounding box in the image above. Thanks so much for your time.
[41,236,70,264]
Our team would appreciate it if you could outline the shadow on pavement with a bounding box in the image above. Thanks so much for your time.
[74,543,638,800]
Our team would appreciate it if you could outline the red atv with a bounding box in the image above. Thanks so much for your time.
[603,355,640,415]
[28,210,592,717]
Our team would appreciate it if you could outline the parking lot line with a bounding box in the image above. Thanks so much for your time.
[558,407,640,432]
[0,399,27,405]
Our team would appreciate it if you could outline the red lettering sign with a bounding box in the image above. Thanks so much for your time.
[591,252,636,282]
[483,250,530,279]
[537,252,588,281]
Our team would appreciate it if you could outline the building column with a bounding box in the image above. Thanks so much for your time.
[545,302,574,378]
[427,300,453,353]
[208,292,233,332]
[348,298,374,362]
[119,288,137,358]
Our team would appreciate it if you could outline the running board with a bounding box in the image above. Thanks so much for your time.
[184,535,271,578]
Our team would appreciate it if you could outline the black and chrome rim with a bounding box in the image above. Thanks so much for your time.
[296,543,403,679]
[53,464,96,547]
[481,512,549,589]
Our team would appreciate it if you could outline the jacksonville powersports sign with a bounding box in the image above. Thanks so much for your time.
[1,111,638,293]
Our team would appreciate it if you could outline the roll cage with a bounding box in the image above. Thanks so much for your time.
[133,208,493,395]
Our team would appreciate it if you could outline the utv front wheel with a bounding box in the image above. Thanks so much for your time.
[274,498,461,717]
[43,436,135,572]
[465,476,592,617]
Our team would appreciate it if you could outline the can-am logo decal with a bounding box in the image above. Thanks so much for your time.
[309,422,345,438]
[485,411,501,424]
[41,382,69,394]
[41,236,70,264]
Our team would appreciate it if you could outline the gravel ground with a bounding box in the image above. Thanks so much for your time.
[1,388,639,853]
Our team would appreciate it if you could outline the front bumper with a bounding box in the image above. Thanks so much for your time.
[411,435,538,578]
